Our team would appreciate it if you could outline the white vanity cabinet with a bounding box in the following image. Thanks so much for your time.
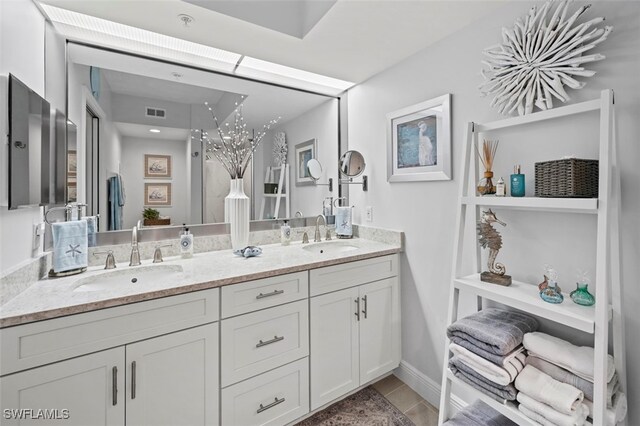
[309,255,400,410]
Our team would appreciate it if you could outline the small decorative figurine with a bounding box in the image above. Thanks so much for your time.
[570,270,595,306]
[477,209,512,286]
[233,246,263,258]
[538,265,564,304]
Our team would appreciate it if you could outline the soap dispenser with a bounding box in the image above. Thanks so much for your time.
[281,220,291,246]
[180,225,194,258]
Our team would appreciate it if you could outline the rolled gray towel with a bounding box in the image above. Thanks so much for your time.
[449,357,518,401]
[447,308,538,356]
[443,400,518,426]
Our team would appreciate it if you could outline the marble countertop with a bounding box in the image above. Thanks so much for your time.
[0,238,400,328]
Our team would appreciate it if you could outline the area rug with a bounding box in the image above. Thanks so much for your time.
[296,386,415,426]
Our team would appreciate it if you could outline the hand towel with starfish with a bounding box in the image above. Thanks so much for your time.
[52,220,88,273]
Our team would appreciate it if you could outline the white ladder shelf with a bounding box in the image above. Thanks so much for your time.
[438,90,626,426]
[259,164,290,220]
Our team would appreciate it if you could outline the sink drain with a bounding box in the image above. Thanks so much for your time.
[131,278,138,283]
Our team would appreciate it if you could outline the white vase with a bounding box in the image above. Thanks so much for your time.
[225,178,250,250]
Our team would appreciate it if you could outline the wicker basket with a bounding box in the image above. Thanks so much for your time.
[535,158,598,198]
[143,218,171,226]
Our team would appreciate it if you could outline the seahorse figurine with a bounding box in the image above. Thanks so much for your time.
[477,209,512,286]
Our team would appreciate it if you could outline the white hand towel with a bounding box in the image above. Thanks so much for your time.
[523,332,615,383]
[515,365,584,414]
[335,206,352,237]
[450,343,525,386]
[517,392,588,426]
[519,403,588,426]
[584,392,628,426]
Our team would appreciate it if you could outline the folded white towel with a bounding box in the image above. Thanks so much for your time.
[523,332,615,383]
[515,365,584,414]
[517,392,588,426]
[450,343,525,386]
[584,392,628,426]
[519,403,588,426]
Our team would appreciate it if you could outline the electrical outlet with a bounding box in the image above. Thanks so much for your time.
[365,206,373,222]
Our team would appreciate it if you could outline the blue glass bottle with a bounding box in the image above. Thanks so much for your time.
[538,266,563,304]
[510,165,525,197]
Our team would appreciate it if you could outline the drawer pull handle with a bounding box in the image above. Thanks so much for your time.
[112,366,118,406]
[355,297,360,321]
[362,295,368,319]
[131,361,137,400]
[256,289,284,299]
[257,397,285,414]
[256,335,285,348]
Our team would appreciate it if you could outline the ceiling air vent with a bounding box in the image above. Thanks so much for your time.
[145,107,166,119]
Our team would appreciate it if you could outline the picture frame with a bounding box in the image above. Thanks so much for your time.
[386,94,451,182]
[144,183,172,206]
[144,154,172,178]
[294,138,317,186]
[67,150,77,177]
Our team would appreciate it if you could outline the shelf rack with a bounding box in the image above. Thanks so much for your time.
[259,164,290,220]
[437,90,626,426]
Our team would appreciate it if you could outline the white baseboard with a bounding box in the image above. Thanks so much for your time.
[394,360,467,413]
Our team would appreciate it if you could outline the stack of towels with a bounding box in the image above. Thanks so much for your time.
[443,400,517,426]
[447,308,538,402]
[517,332,627,426]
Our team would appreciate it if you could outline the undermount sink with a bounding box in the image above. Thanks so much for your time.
[302,241,360,254]
[73,264,184,292]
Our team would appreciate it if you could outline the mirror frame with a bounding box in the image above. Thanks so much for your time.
[62,41,346,245]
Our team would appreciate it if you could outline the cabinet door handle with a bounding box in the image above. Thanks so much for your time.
[362,295,368,319]
[256,335,285,348]
[256,289,284,299]
[355,297,360,321]
[112,366,118,406]
[257,397,285,414]
[131,361,137,400]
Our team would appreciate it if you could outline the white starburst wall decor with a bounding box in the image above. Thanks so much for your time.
[273,132,287,166]
[479,1,612,116]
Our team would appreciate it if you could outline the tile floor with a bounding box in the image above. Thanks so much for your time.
[372,374,439,426]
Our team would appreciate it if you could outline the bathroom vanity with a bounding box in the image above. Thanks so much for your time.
[0,239,400,426]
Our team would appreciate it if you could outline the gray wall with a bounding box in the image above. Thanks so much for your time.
[347,1,640,420]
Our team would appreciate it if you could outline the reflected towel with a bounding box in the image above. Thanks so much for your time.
[584,392,628,426]
[82,216,97,247]
[515,365,584,414]
[449,357,517,401]
[335,206,352,237]
[450,343,525,386]
[52,220,88,273]
[447,308,538,356]
[526,355,618,405]
[523,332,615,383]
[443,400,517,426]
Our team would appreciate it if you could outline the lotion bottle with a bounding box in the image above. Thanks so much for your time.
[180,225,194,258]
[281,220,291,246]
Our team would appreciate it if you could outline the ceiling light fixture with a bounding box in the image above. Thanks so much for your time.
[149,129,161,133]
[177,14,194,27]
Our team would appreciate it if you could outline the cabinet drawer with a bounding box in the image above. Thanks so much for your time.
[221,358,309,426]
[221,272,308,318]
[0,288,219,376]
[221,300,308,386]
[310,254,398,296]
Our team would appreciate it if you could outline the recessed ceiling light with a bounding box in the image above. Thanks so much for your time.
[178,14,194,27]
[149,129,161,133]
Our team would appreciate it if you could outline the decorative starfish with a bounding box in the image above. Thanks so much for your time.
[66,244,82,258]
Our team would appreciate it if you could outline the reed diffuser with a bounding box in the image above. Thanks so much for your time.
[476,139,499,195]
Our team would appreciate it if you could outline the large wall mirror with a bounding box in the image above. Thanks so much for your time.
[66,43,339,233]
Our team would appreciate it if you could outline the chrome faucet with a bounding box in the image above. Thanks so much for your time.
[129,223,141,266]
[314,215,326,243]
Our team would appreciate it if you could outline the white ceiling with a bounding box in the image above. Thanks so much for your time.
[115,122,191,140]
[40,0,506,83]
[102,69,227,104]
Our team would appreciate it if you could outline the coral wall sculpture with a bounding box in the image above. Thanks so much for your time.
[479,1,612,116]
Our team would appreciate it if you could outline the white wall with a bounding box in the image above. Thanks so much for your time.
[120,136,188,229]
[347,1,640,420]
[0,0,48,274]
[257,99,338,219]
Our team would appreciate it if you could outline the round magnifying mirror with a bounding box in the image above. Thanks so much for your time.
[339,150,366,177]
[307,159,323,181]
